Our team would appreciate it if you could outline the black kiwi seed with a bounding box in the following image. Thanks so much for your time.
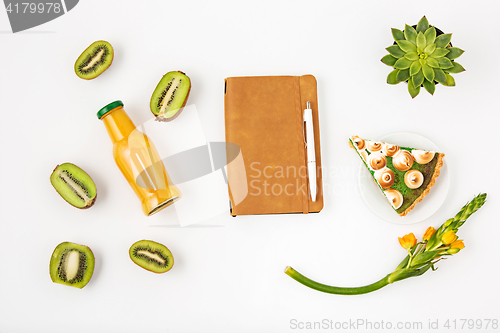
[58,250,87,283]
[59,170,89,201]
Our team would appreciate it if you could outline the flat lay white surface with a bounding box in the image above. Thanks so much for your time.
[0,1,499,332]
[358,132,450,225]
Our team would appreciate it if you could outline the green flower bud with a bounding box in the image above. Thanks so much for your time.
[447,248,460,255]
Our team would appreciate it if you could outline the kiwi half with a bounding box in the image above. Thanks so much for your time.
[74,40,114,80]
[50,163,97,209]
[129,240,174,273]
[150,71,191,122]
[50,242,95,289]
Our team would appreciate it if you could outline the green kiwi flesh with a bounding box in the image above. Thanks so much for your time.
[50,242,95,289]
[50,163,97,209]
[74,40,114,80]
[129,240,174,273]
[150,71,191,122]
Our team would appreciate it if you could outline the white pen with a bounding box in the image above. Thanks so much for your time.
[303,101,317,202]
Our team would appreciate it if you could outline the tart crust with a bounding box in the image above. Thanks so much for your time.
[398,153,445,217]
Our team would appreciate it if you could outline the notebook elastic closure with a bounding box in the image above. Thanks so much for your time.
[298,75,323,213]
[294,76,309,214]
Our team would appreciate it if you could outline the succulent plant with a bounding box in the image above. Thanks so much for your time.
[381,16,465,98]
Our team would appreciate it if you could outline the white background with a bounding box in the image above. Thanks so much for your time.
[0,1,499,332]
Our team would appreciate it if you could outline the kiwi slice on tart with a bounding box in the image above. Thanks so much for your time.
[150,71,191,122]
[129,240,174,273]
[50,163,97,209]
[50,242,95,289]
[74,40,114,80]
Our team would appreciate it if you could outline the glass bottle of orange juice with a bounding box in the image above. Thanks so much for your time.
[97,100,181,216]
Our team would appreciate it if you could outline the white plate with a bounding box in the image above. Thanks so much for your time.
[358,132,450,224]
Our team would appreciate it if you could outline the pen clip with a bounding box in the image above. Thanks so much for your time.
[302,118,307,147]
[302,101,311,147]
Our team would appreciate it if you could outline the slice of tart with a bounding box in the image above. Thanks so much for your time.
[349,135,445,217]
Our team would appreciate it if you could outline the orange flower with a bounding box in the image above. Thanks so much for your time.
[441,230,457,245]
[450,240,465,250]
[423,227,436,241]
[398,233,417,250]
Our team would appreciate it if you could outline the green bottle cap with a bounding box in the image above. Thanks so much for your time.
[97,100,124,119]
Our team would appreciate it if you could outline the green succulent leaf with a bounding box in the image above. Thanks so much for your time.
[445,73,456,86]
[435,33,452,48]
[437,57,454,69]
[404,24,417,44]
[397,40,417,53]
[446,61,466,73]
[386,45,405,58]
[423,79,435,95]
[412,69,424,87]
[381,54,398,66]
[429,48,449,58]
[396,68,410,82]
[392,28,405,41]
[405,52,419,61]
[426,57,439,68]
[416,16,429,33]
[424,43,436,55]
[434,68,447,85]
[422,63,435,82]
[387,69,400,85]
[424,27,436,45]
[445,47,464,60]
[416,32,426,50]
[410,60,421,76]
[394,57,413,69]
[408,78,421,98]
[419,58,427,66]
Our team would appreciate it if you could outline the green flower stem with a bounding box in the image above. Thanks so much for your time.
[284,266,390,295]
[415,243,424,254]
[406,250,414,268]
[284,194,486,296]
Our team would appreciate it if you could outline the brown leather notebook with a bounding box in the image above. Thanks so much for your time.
[224,75,323,216]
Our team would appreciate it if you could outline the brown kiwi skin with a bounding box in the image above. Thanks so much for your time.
[51,164,97,209]
[155,71,191,123]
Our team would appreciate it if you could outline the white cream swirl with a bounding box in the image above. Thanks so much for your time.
[351,136,365,150]
[411,150,435,165]
[404,170,424,189]
[384,189,403,209]
[368,152,387,170]
[375,167,395,189]
[382,143,400,157]
[392,150,414,172]
[367,141,382,152]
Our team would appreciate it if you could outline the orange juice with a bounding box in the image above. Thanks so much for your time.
[97,101,181,216]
